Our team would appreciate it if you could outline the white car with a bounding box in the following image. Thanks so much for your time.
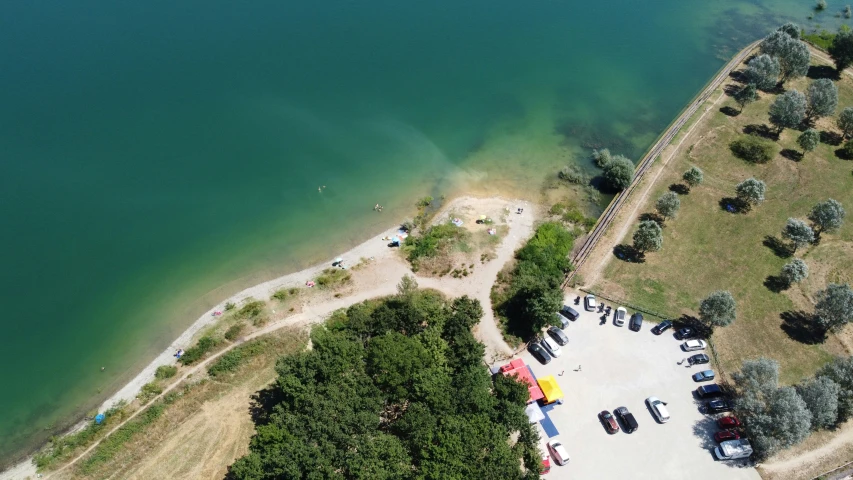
[646,396,670,423]
[541,337,562,357]
[682,339,707,352]
[547,439,570,465]
[584,294,597,312]
[614,306,627,326]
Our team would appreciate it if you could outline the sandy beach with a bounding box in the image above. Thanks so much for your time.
[2,195,537,480]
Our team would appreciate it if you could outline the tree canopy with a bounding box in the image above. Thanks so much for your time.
[682,167,704,188]
[806,79,839,120]
[777,22,801,39]
[782,218,815,251]
[735,177,767,206]
[730,135,776,163]
[655,191,680,220]
[632,220,662,254]
[808,199,846,234]
[229,286,543,479]
[780,258,809,285]
[760,30,810,82]
[817,356,853,422]
[839,107,853,139]
[829,27,853,72]
[744,54,781,90]
[734,84,758,112]
[797,128,820,155]
[769,89,807,133]
[815,283,853,332]
[699,290,736,327]
[797,377,840,429]
[602,155,634,191]
[591,148,612,168]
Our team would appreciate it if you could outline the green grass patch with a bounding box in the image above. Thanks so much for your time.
[154,365,177,380]
[315,268,352,289]
[77,402,168,474]
[224,322,245,341]
[804,30,836,50]
[207,339,269,377]
[403,222,467,269]
[179,335,221,365]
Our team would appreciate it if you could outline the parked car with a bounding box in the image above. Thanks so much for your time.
[692,370,715,382]
[645,396,671,423]
[547,439,570,465]
[714,430,742,443]
[615,406,638,433]
[599,410,620,434]
[718,416,742,429]
[688,353,710,365]
[714,439,752,460]
[696,384,724,398]
[675,327,697,340]
[682,339,707,352]
[613,307,627,326]
[529,342,552,364]
[547,326,569,346]
[706,399,734,414]
[629,313,643,332]
[651,320,673,335]
[541,455,551,475]
[558,305,579,323]
[541,337,562,357]
[584,294,597,312]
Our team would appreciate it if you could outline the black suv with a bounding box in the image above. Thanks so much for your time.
[706,399,734,413]
[651,320,673,335]
[629,313,644,332]
[696,384,724,399]
[615,406,638,433]
[675,327,697,340]
[529,342,552,364]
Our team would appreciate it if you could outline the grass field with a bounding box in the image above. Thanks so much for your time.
[592,51,853,385]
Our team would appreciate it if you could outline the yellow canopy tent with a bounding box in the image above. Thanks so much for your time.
[538,375,564,404]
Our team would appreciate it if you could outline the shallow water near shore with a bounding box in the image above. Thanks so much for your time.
[0,0,848,466]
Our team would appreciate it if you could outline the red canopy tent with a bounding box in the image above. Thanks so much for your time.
[499,359,544,403]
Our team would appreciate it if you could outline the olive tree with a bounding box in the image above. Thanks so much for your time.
[782,218,815,251]
[815,283,853,332]
[734,83,758,113]
[768,387,812,448]
[838,107,853,139]
[760,31,810,83]
[735,177,767,207]
[829,27,853,72]
[655,192,680,220]
[744,54,781,91]
[807,79,839,121]
[602,155,634,190]
[632,220,662,254]
[682,166,703,188]
[797,376,840,429]
[699,290,736,327]
[797,128,820,155]
[817,356,853,422]
[780,258,809,285]
[769,89,807,133]
[809,199,846,233]
[734,357,780,398]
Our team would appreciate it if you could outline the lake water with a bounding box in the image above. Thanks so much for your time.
[0,0,842,466]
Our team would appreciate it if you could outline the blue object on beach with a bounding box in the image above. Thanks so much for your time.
[95,413,105,424]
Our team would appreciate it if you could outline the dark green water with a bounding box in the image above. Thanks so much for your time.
[0,0,843,465]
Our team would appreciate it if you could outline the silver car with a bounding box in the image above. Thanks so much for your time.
[584,294,597,312]
[682,339,707,352]
[541,337,562,357]
[613,307,627,326]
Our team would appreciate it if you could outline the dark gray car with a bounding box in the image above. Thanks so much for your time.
[529,342,552,364]
[629,313,643,332]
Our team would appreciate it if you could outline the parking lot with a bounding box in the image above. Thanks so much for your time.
[514,294,760,479]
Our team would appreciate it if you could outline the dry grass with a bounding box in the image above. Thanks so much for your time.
[593,54,853,385]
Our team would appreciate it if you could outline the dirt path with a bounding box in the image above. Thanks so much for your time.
[759,421,853,479]
[44,197,533,479]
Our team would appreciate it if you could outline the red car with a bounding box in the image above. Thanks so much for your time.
[599,410,620,434]
[541,455,551,474]
[717,416,742,429]
[714,430,741,443]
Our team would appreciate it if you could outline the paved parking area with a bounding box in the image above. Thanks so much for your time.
[514,295,760,479]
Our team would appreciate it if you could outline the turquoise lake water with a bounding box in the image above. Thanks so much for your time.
[0,0,845,466]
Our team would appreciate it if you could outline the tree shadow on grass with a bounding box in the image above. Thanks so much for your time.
[764,275,789,293]
[720,106,740,117]
[669,184,690,195]
[743,124,779,141]
[248,384,284,427]
[763,235,793,258]
[808,65,841,80]
[719,197,749,214]
[836,147,853,160]
[673,314,713,339]
[821,130,844,146]
[729,70,747,84]
[780,310,827,345]
[639,212,664,225]
[780,149,803,162]
[613,244,644,263]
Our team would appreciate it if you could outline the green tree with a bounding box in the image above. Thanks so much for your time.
[760,31,810,83]
[782,218,815,251]
[797,128,820,155]
[745,54,781,90]
[829,26,853,72]
[602,155,634,190]
[817,356,853,422]
[780,258,809,285]
[655,191,680,220]
[367,331,433,400]
[797,376,840,429]
[735,177,767,207]
[815,283,853,332]
[591,148,612,168]
[730,135,777,163]
[682,166,704,188]
[734,357,779,397]
[769,89,807,133]
[809,199,846,234]
[734,83,758,112]
[777,22,801,39]
[807,79,839,121]
[839,107,853,139]
[699,290,736,327]
[632,220,662,254]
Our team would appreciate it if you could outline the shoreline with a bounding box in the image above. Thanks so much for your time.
[1,194,534,479]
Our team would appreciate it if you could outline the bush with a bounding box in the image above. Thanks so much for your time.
[315,268,352,288]
[224,302,236,311]
[416,196,434,208]
[154,365,177,380]
[405,223,465,266]
[224,323,245,341]
[238,300,265,318]
[208,340,267,377]
[730,135,777,163]
[179,335,220,365]
[271,289,288,301]
[138,381,163,402]
[602,155,635,190]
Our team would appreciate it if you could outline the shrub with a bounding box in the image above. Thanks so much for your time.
[730,135,777,163]
[179,335,220,365]
[225,323,245,341]
[315,268,352,288]
[558,165,590,185]
[208,340,267,377]
[602,155,635,190]
[817,0,827,10]
[138,381,163,402]
[271,289,288,301]
[591,148,612,168]
[154,365,177,380]
[416,196,434,208]
[405,223,465,265]
[238,300,265,318]
[224,302,236,311]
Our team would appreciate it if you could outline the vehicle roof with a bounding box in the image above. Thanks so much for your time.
[646,396,660,403]
[543,337,560,348]
[616,306,627,311]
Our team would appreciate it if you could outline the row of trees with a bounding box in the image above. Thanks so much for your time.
[732,355,853,460]
[229,281,543,479]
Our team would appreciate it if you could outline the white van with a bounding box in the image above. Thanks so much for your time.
[646,396,670,423]
[714,439,753,460]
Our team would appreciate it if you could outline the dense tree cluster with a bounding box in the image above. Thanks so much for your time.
[744,54,781,91]
[229,283,542,479]
[759,29,810,83]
